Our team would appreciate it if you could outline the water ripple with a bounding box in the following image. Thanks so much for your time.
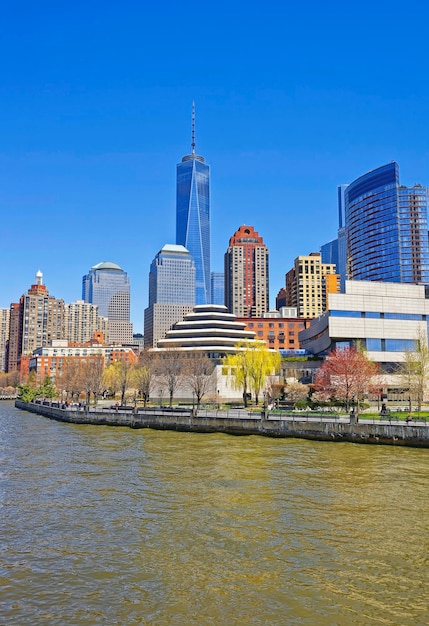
[0,403,427,625]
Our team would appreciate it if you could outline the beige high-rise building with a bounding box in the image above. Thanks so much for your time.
[65,300,108,344]
[0,308,10,372]
[284,252,339,318]
[224,225,269,318]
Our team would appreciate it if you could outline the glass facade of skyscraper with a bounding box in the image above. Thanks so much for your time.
[345,162,429,284]
[398,184,429,283]
[144,244,195,348]
[176,154,210,305]
[148,245,195,306]
[210,271,225,306]
[82,262,130,320]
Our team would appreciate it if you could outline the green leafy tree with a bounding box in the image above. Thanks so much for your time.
[18,383,38,403]
[39,376,56,402]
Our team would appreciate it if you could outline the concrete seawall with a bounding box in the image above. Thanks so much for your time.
[15,400,429,448]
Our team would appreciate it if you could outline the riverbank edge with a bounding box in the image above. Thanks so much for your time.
[14,400,429,448]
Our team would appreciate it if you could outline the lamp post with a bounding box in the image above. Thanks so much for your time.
[350,393,356,423]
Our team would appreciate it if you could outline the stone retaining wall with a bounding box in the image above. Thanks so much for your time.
[14,401,429,448]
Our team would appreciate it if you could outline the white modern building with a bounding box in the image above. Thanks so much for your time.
[299,281,429,372]
[156,304,257,357]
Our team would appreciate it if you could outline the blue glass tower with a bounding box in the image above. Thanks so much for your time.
[345,162,429,284]
[176,104,210,305]
[82,261,133,344]
[82,261,130,320]
[143,244,195,348]
[210,271,225,305]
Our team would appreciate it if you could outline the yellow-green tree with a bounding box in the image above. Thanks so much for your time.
[103,360,135,406]
[133,349,157,407]
[223,341,281,406]
[401,327,429,414]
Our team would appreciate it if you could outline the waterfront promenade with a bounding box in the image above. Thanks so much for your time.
[15,400,429,448]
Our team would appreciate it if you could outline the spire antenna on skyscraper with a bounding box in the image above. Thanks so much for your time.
[177,105,210,304]
[191,101,196,155]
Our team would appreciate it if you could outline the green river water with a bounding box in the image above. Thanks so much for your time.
[1,402,427,625]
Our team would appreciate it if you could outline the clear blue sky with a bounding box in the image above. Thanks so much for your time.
[1,1,429,333]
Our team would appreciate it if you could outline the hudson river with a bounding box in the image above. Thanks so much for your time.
[1,402,427,625]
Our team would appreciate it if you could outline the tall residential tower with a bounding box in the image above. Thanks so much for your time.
[284,252,339,318]
[7,271,65,374]
[224,225,269,317]
[176,104,210,305]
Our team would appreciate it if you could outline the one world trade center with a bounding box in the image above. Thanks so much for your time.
[176,103,210,305]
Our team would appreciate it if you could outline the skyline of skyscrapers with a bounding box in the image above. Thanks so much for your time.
[224,225,269,318]
[82,261,133,344]
[176,104,211,305]
[144,244,195,348]
[4,144,429,372]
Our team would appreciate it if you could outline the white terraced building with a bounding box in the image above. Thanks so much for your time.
[156,304,257,357]
[153,305,277,402]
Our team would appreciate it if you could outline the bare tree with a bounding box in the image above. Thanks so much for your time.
[184,352,215,409]
[0,371,20,398]
[0,370,21,391]
[80,356,105,406]
[156,348,184,407]
[0,373,7,390]
[266,381,284,407]
[284,381,309,406]
[58,359,82,403]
